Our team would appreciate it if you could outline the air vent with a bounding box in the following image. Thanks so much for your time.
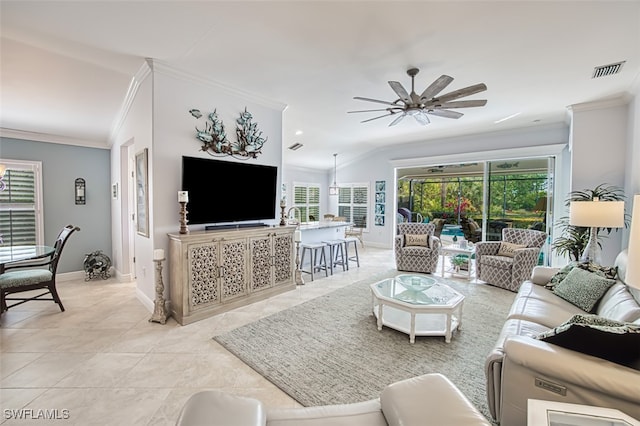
[288,143,303,151]
[592,61,625,78]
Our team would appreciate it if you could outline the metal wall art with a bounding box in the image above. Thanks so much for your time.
[189,107,267,159]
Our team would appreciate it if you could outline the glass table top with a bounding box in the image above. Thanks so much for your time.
[372,275,463,306]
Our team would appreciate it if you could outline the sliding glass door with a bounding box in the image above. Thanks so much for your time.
[397,156,554,264]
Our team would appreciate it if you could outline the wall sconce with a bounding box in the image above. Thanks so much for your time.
[75,178,86,205]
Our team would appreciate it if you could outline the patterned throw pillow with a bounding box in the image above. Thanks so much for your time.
[404,234,429,248]
[546,262,617,289]
[545,262,577,289]
[536,314,640,367]
[496,241,526,257]
[552,267,616,312]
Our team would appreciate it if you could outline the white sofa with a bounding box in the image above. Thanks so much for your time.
[485,250,640,425]
[175,373,490,426]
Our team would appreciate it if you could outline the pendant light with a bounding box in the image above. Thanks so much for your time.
[329,153,339,196]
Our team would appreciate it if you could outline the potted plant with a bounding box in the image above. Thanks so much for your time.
[552,184,628,261]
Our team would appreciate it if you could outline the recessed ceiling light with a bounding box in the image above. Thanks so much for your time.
[295,130,303,136]
[288,143,303,151]
[494,112,521,124]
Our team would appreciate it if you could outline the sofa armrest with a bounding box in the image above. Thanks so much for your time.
[176,391,266,426]
[500,335,640,426]
[381,373,490,426]
[530,266,560,285]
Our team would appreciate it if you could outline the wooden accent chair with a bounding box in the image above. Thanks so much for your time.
[0,225,80,313]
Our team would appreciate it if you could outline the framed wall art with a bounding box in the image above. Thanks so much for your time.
[375,180,386,226]
[135,148,149,237]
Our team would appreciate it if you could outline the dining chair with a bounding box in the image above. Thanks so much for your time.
[0,225,80,313]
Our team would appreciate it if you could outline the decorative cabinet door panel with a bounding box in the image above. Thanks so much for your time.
[220,238,248,301]
[273,233,293,286]
[187,242,220,311]
[249,235,274,292]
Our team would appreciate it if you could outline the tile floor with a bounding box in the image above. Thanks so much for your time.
[1,246,421,425]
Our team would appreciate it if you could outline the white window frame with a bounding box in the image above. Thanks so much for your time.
[338,182,370,231]
[0,159,44,245]
[292,182,320,222]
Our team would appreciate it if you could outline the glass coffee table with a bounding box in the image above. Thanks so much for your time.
[370,274,464,343]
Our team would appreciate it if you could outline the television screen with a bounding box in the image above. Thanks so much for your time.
[181,156,278,225]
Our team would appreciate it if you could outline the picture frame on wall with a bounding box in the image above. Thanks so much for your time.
[135,148,149,237]
[375,180,386,226]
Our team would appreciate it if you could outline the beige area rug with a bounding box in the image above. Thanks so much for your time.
[214,271,515,419]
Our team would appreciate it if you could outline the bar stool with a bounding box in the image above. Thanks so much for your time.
[299,242,328,281]
[321,239,346,274]
[342,236,360,270]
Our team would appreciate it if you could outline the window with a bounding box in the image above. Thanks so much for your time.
[292,183,320,222]
[338,183,369,229]
[0,160,44,246]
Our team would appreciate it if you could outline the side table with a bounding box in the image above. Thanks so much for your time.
[440,243,475,281]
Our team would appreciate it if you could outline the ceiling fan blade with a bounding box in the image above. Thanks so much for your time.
[427,109,464,119]
[419,75,454,101]
[434,99,487,109]
[388,113,407,126]
[353,96,398,107]
[361,112,396,123]
[347,108,395,114]
[388,81,411,104]
[413,112,431,126]
[435,83,487,103]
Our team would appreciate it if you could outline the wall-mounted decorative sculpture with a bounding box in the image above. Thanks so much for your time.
[189,107,266,159]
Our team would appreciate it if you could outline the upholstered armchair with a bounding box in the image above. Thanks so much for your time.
[395,223,441,274]
[475,228,546,292]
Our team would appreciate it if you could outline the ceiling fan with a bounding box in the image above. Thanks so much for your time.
[349,68,487,126]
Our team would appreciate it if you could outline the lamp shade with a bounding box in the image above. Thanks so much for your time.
[626,195,640,290]
[569,200,624,228]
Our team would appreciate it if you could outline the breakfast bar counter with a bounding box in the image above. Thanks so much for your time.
[297,221,351,243]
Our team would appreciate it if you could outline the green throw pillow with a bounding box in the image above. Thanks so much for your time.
[546,262,617,290]
[552,267,615,312]
[536,314,640,367]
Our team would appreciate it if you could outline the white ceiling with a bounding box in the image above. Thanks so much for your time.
[1,1,639,170]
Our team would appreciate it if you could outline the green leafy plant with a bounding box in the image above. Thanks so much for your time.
[552,184,628,261]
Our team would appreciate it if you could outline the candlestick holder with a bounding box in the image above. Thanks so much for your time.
[179,201,189,234]
[149,257,168,324]
[294,239,304,285]
[279,202,287,226]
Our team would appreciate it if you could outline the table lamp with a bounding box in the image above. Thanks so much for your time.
[569,197,624,264]
[625,194,640,290]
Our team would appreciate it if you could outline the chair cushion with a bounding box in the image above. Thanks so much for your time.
[404,234,429,248]
[0,269,53,289]
[497,242,526,257]
[552,267,616,313]
[480,255,513,269]
[401,246,432,256]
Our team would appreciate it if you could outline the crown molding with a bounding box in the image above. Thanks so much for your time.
[0,127,109,149]
[108,60,152,145]
[568,93,632,112]
[147,59,288,112]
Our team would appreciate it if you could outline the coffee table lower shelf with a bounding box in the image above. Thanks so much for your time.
[372,304,461,343]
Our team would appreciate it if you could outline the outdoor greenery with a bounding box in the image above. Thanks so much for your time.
[397,173,548,229]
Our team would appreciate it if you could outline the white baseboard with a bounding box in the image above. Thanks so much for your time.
[136,287,154,313]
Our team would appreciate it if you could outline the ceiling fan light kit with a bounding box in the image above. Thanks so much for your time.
[349,68,487,126]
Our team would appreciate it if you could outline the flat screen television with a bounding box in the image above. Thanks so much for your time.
[181,156,278,225]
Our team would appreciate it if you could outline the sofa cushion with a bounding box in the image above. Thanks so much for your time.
[404,234,429,248]
[508,296,584,328]
[535,314,640,367]
[552,267,616,312]
[267,400,386,426]
[546,262,617,289]
[497,242,526,257]
[597,283,640,323]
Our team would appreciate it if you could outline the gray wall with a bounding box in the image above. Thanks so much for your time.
[0,137,112,273]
